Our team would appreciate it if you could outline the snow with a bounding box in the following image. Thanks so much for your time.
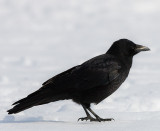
[1,121,160,131]
[1,112,160,131]
[0,0,160,130]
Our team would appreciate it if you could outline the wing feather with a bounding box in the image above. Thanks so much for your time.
[41,54,121,91]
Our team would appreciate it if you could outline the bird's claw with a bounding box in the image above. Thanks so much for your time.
[96,117,115,122]
[78,117,115,122]
[78,117,96,122]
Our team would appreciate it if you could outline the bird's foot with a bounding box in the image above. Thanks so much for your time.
[78,116,114,122]
[78,116,96,122]
[95,116,115,122]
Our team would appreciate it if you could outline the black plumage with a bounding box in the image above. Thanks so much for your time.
[7,39,150,122]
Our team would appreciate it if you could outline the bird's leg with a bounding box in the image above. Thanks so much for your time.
[78,105,96,122]
[87,107,114,122]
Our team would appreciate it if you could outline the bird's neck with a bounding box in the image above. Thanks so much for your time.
[120,55,133,70]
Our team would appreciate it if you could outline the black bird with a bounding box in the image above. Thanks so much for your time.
[7,39,150,122]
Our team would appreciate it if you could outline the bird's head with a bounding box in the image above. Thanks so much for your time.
[107,39,150,57]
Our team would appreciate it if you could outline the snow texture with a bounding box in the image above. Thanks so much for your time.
[0,0,160,130]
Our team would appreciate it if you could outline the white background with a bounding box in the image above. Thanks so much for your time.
[0,0,160,130]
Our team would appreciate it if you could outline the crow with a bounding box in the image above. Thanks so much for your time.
[7,39,150,122]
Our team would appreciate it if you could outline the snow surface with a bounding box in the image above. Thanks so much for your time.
[0,0,160,130]
[0,120,160,131]
[1,112,160,131]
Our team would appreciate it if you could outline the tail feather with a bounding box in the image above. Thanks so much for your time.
[12,89,43,105]
[7,88,70,114]
[8,99,40,114]
[8,94,46,114]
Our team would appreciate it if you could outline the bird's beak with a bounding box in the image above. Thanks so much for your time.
[135,45,150,52]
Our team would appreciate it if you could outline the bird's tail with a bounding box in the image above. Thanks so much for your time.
[7,87,69,114]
